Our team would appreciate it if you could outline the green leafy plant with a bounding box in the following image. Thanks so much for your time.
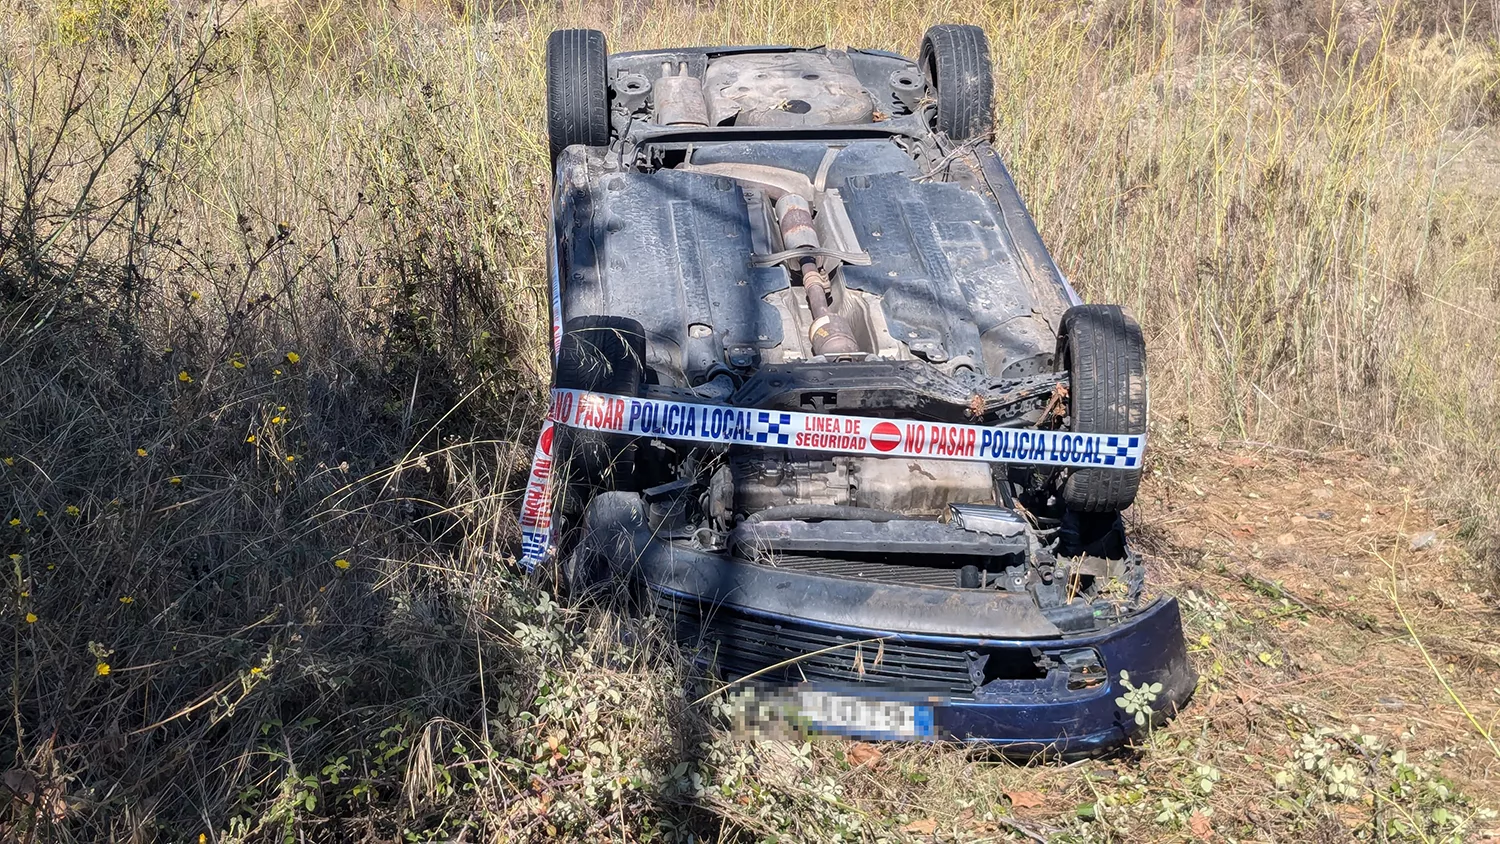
[1115,670,1162,727]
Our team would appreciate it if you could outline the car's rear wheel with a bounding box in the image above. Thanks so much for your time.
[919,24,994,142]
[546,28,610,164]
[1057,304,1147,513]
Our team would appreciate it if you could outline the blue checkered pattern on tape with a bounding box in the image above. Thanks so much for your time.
[755,411,792,446]
[1103,436,1142,468]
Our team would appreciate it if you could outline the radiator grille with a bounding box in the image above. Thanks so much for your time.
[651,590,978,696]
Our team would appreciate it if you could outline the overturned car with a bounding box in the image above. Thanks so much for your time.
[521,25,1193,753]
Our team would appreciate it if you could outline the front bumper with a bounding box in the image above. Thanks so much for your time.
[584,493,1196,753]
[659,588,1195,754]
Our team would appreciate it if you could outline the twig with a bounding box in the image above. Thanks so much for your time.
[993,814,1050,843]
[692,636,890,705]
[1380,547,1500,760]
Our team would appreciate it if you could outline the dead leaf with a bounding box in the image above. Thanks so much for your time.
[1188,810,1213,839]
[1,769,37,798]
[1,769,67,822]
[1006,790,1046,809]
[903,818,938,835]
[1335,804,1367,829]
[845,742,882,769]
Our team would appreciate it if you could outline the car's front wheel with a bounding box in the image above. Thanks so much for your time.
[553,315,647,518]
[545,29,610,165]
[1057,304,1148,513]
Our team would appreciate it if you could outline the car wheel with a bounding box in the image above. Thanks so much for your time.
[560,491,645,596]
[554,316,647,510]
[1057,304,1147,513]
[546,28,610,164]
[918,24,994,142]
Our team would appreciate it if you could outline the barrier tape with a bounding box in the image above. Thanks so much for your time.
[518,387,1144,570]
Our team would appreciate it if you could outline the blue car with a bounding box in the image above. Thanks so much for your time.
[524,25,1194,754]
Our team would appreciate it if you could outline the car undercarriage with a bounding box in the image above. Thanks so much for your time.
[521,26,1194,752]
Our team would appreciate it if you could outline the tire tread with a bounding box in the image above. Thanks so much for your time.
[1059,305,1147,512]
[920,24,994,141]
[546,29,609,163]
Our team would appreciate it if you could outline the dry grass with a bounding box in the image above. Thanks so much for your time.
[2,0,1499,840]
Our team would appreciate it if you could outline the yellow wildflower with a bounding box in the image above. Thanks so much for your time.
[119,596,134,604]
[35,509,45,517]
[178,370,193,383]
[25,613,37,624]
[66,505,80,517]
[285,455,296,463]
[272,369,282,377]
[136,448,148,457]
[333,558,350,570]
[8,519,19,527]
[250,666,263,675]
[95,663,110,676]
[246,434,256,443]
[169,477,182,485]
[285,352,301,364]
[2,457,13,466]
[232,359,246,369]
[189,290,201,301]
[277,406,286,412]
[271,416,284,424]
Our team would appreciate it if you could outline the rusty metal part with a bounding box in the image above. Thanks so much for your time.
[801,261,860,356]
[774,194,818,251]
[704,51,875,127]
[1041,382,1070,420]
[966,392,986,419]
[889,66,925,111]
[614,72,652,113]
[810,313,861,356]
[679,162,814,200]
[774,194,862,357]
[727,452,995,517]
[655,62,709,127]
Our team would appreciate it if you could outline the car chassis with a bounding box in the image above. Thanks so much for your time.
[520,26,1195,753]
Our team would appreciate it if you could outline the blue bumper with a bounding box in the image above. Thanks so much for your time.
[660,588,1195,754]
[921,596,1193,751]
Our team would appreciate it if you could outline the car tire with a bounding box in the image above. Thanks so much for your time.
[554,316,646,506]
[546,29,610,164]
[560,491,645,596]
[919,24,994,142]
[1057,304,1147,513]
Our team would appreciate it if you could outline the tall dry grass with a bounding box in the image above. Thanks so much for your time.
[2,0,1498,840]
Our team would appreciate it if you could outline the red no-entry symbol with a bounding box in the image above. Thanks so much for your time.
[870,421,902,452]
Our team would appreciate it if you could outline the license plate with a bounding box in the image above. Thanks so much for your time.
[795,690,936,740]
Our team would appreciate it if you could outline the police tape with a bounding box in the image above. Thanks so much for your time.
[518,388,1144,570]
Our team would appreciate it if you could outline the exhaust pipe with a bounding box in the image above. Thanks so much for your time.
[774,195,860,357]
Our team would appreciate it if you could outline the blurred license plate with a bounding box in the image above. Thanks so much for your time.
[796,690,935,740]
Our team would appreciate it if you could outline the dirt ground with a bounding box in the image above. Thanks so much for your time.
[875,438,1500,841]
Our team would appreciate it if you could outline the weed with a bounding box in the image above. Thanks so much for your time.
[1,0,1498,841]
